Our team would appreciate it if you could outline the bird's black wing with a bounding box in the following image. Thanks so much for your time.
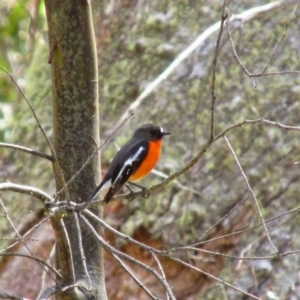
[103,138,149,203]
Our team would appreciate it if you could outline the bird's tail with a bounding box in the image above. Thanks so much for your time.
[81,180,108,211]
[103,186,119,204]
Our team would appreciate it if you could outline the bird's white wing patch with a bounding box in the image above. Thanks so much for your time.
[114,146,145,183]
[100,178,112,191]
[86,178,112,205]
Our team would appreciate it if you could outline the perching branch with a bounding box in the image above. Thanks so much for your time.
[105,118,300,204]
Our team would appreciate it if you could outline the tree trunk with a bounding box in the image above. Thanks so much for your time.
[44,0,106,298]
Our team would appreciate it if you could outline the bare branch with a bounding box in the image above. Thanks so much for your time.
[0,252,60,277]
[226,4,299,84]
[111,0,297,132]
[224,136,278,252]
[37,243,56,299]
[198,192,250,241]
[184,246,300,262]
[225,12,256,87]
[82,208,156,254]
[103,118,300,204]
[151,169,201,196]
[72,211,91,288]
[210,0,228,139]
[82,202,300,298]
[0,143,53,161]
[0,66,70,204]
[38,283,88,300]
[260,5,297,74]
[0,291,25,300]
[113,254,160,300]
[80,213,176,300]
[0,213,53,253]
[150,251,169,300]
[167,256,261,300]
[184,203,300,249]
[0,198,57,282]
[0,182,54,203]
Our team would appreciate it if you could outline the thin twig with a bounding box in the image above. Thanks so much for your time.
[80,201,300,299]
[38,282,88,300]
[37,243,56,299]
[226,5,299,84]
[0,143,53,161]
[111,0,297,132]
[0,198,56,282]
[224,136,278,252]
[248,70,300,77]
[80,213,176,300]
[85,206,276,268]
[260,5,297,74]
[184,203,300,249]
[0,66,70,204]
[225,11,256,87]
[151,169,201,196]
[0,213,54,253]
[82,208,157,253]
[185,245,300,262]
[82,194,300,262]
[150,251,169,300]
[210,0,227,139]
[0,182,54,203]
[113,254,160,300]
[168,256,261,300]
[0,252,60,277]
[198,192,250,241]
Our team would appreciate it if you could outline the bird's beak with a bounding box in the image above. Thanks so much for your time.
[162,131,171,136]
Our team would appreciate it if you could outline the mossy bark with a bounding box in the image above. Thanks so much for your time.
[44,0,106,299]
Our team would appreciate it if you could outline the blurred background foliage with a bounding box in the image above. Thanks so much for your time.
[1,0,300,299]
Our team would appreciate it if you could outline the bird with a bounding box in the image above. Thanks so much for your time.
[83,123,171,208]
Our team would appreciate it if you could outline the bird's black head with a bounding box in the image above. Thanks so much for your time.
[133,123,171,141]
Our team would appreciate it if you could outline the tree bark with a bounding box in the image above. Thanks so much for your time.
[44,0,106,299]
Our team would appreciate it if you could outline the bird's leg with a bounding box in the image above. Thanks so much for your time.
[128,182,150,199]
[127,181,146,191]
[125,184,137,202]
[125,184,135,194]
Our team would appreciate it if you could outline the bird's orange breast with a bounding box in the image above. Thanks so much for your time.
[130,140,162,181]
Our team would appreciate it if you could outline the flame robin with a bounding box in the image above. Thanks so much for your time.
[83,123,171,208]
